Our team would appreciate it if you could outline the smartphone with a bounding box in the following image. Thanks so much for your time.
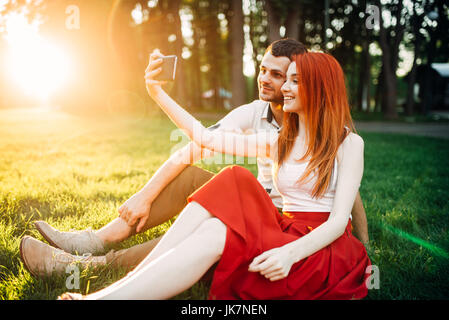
[154,55,177,81]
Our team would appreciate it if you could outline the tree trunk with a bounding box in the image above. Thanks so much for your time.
[405,0,421,116]
[285,2,301,40]
[167,0,186,106]
[357,39,371,112]
[249,9,261,101]
[422,0,444,114]
[374,65,383,113]
[206,1,221,110]
[265,0,281,43]
[382,65,398,119]
[358,0,371,112]
[376,0,401,119]
[191,1,203,110]
[230,0,246,108]
[364,47,372,112]
[405,58,418,116]
[108,0,137,82]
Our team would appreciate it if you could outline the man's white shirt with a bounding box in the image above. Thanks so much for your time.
[207,100,283,209]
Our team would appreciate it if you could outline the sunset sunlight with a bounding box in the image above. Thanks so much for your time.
[3,12,72,101]
[0,0,448,304]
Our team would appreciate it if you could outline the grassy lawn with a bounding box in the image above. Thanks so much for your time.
[0,108,448,300]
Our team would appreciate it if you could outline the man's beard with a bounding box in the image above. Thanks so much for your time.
[259,92,283,105]
[259,87,282,103]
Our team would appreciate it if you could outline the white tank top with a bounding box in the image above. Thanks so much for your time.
[273,153,338,213]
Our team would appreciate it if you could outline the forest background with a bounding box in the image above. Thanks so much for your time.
[0,0,448,120]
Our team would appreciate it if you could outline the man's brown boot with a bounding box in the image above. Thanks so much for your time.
[34,221,105,255]
[20,236,107,277]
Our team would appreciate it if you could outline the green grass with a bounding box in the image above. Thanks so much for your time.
[0,108,448,300]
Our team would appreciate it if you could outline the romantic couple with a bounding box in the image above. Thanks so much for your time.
[19,38,371,300]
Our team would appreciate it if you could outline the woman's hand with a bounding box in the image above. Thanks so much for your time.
[248,246,296,281]
[145,49,167,97]
[118,191,153,233]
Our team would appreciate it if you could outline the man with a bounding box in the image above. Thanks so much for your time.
[20,39,369,277]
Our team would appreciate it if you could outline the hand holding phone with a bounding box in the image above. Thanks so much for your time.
[145,50,177,97]
[154,55,177,81]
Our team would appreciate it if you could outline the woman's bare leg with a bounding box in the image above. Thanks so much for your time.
[85,217,227,300]
[130,201,213,273]
[85,201,214,293]
[95,166,214,246]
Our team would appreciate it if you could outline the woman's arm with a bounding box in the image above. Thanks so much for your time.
[249,133,364,281]
[288,133,364,256]
[145,51,277,160]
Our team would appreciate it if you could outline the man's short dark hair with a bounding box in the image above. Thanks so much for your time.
[266,38,307,60]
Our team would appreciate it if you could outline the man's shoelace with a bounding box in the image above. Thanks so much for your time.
[54,251,93,264]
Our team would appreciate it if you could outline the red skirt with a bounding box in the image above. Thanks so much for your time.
[188,165,371,300]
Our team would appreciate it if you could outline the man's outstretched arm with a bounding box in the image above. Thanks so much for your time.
[119,122,249,232]
[119,141,205,232]
[350,192,369,246]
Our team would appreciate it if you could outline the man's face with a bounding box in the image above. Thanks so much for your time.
[257,52,291,104]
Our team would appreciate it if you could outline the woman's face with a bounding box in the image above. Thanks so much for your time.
[281,62,300,113]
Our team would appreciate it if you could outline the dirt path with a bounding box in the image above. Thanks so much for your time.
[354,121,449,140]
[194,112,449,140]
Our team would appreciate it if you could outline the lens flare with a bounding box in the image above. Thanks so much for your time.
[380,222,449,259]
[4,12,72,101]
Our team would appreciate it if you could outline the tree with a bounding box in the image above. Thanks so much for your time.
[230,0,246,107]
[105,0,189,110]
[264,0,282,43]
[264,0,307,43]
[166,0,187,105]
[420,0,449,114]
[375,0,405,119]
[204,0,222,109]
[356,0,373,112]
[405,0,425,116]
[321,0,372,111]
[188,0,204,110]
[247,0,268,100]
[285,1,302,40]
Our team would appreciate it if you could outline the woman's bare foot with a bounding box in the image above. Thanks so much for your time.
[58,292,84,300]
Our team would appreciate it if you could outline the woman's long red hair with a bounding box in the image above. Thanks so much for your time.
[276,52,355,198]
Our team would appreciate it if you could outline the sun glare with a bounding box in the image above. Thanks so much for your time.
[4,12,72,101]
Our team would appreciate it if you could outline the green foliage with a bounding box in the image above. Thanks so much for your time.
[1,0,448,116]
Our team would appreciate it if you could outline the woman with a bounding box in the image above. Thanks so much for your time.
[60,50,371,300]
